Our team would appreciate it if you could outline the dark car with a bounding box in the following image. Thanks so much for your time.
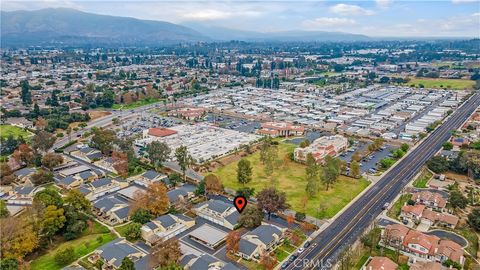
[303,241,311,248]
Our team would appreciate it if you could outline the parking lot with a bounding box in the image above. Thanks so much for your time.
[117,113,182,138]
[339,141,396,175]
[205,114,261,134]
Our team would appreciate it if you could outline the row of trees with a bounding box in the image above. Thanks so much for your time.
[305,154,343,198]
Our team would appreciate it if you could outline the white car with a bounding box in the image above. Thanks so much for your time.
[297,247,305,254]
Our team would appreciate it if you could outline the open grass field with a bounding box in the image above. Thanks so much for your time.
[30,221,116,270]
[112,98,161,110]
[0,124,33,139]
[212,141,370,219]
[412,168,433,188]
[405,77,475,90]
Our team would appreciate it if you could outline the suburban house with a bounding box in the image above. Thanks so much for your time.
[382,224,465,266]
[167,184,196,205]
[77,177,125,201]
[71,146,103,162]
[193,199,239,230]
[132,170,169,188]
[237,224,286,261]
[180,253,239,270]
[3,186,43,205]
[411,191,447,211]
[168,107,206,121]
[94,157,117,173]
[89,239,150,269]
[13,167,36,184]
[294,134,348,164]
[409,261,445,270]
[400,205,458,229]
[187,224,228,250]
[93,195,130,225]
[257,122,305,137]
[362,256,398,270]
[141,214,195,246]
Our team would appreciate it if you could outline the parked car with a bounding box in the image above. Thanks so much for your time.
[382,202,390,210]
[303,241,311,248]
[297,247,305,254]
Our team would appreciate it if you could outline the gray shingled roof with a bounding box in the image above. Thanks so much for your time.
[246,224,282,246]
[113,206,130,220]
[239,238,258,256]
[91,178,112,188]
[225,211,239,226]
[57,176,77,186]
[13,167,35,177]
[93,196,127,212]
[142,170,161,180]
[155,214,176,228]
[206,200,231,214]
[97,239,143,268]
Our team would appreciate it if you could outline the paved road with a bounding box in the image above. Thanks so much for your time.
[287,92,480,270]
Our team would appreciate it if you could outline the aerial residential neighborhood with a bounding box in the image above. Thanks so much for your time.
[0,2,479,270]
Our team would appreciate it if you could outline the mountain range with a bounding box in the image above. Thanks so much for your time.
[1,8,370,47]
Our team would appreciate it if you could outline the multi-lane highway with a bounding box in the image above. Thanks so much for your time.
[289,92,480,270]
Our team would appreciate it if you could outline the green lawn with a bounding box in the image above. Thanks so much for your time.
[412,168,433,188]
[212,141,370,219]
[114,223,130,238]
[275,248,289,262]
[405,78,475,90]
[112,98,162,110]
[30,221,116,270]
[387,194,412,220]
[0,124,33,139]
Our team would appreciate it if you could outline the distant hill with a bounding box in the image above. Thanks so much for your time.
[183,24,371,42]
[1,8,208,47]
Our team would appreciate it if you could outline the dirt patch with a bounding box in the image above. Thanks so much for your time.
[88,110,112,121]
[445,171,472,183]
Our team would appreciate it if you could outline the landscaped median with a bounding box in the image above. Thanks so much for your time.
[212,140,370,219]
[30,221,117,270]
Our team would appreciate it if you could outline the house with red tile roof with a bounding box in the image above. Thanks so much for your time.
[363,256,398,270]
[382,224,465,266]
[257,121,304,137]
[412,191,447,211]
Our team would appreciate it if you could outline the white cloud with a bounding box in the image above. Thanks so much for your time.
[302,17,356,29]
[376,0,393,8]
[182,9,233,21]
[329,4,375,16]
[452,0,479,3]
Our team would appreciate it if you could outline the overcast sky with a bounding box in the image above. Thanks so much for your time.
[2,0,480,37]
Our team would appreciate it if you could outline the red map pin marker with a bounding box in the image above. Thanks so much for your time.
[233,195,247,213]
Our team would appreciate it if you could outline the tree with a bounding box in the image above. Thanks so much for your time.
[380,158,395,169]
[257,187,289,220]
[205,174,222,195]
[0,216,39,260]
[12,144,34,165]
[400,143,410,152]
[237,158,253,185]
[42,153,64,170]
[119,257,135,270]
[64,189,91,214]
[0,200,9,218]
[443,142,454,151]
[131,208,153,224]
[91,128,117,154]
[300,139,310,148]
[31,169,54,185]
[41,205,66,241]
[175,146,193,180]
[150,237,181,268]
[468,208,480,232]
[321,156,341,191]
[20,80,32,105]
[0,258,18,270]
[133,182,169,216]
[238,205,263,228]
[31,131,56,152]
[427,156,449,173]
[33,188,63,208]
[259,252,276,270]
[35,117,48,130]
[449,191,468,209]
[168,173,182,187]
[146,141,171,168]
[264,144,278,177]
[195,179,206,196]
[236,187,255,200]
[54,247,75,266]
[225,231,241,253]
[287,214,295,228]
[125,222,142,241]
[112,151,129,178]
[0,163,15,185]
[350,160,361,178]
[305,153,319,197]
